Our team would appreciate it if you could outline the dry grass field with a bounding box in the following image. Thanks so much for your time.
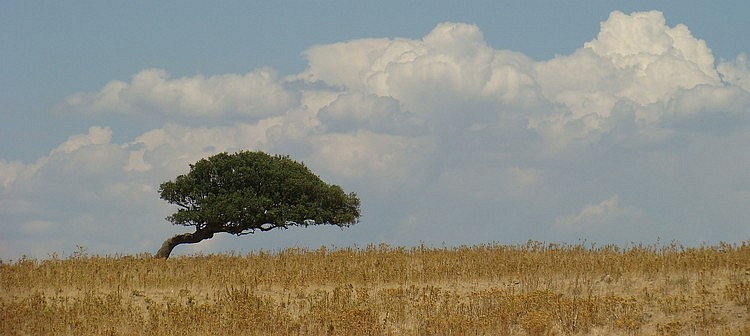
[3,241,750,335]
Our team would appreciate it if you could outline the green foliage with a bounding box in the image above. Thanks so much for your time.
[159,151,360,235]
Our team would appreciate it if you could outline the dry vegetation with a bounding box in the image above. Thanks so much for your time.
[3,241,750,335]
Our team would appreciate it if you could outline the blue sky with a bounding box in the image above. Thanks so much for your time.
[1,1,749,259]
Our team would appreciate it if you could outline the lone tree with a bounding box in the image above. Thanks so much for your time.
[155,151,360,259]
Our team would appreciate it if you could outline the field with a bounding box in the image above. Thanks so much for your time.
[3,241,750,335]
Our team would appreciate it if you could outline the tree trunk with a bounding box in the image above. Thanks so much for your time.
[155,229,215,259]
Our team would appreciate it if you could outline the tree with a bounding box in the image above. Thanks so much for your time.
[155,151,360,259]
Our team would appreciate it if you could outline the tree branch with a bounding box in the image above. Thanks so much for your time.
[154,229,216,259]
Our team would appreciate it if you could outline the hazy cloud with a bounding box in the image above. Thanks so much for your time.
[318,92,425,135]
[0,159,24,190]
[554,195,643,231]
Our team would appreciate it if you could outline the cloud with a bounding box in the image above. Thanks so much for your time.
[53,126,113,154]
[554,195,643,231]
[718,53,750,91]
[20,220,55,235]
[2,10,750,259]
[317,92,425,134]
[662,85,750,134]
[585,11,717,83]
[528,10,738,153]
[299,23,540,119]
[58,68,299,120]
[0,159,24,190]
[308,131,435,191]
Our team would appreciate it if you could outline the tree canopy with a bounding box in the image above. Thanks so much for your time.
[155,151,360,258]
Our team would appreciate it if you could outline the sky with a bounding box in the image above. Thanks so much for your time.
[1,1,749,260]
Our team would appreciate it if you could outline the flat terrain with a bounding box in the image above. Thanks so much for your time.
[2,242,750,335]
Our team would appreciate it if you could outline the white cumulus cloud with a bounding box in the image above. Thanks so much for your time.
[59,68,298,119]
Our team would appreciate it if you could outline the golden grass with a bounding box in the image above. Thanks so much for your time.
[2,241,750,335]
